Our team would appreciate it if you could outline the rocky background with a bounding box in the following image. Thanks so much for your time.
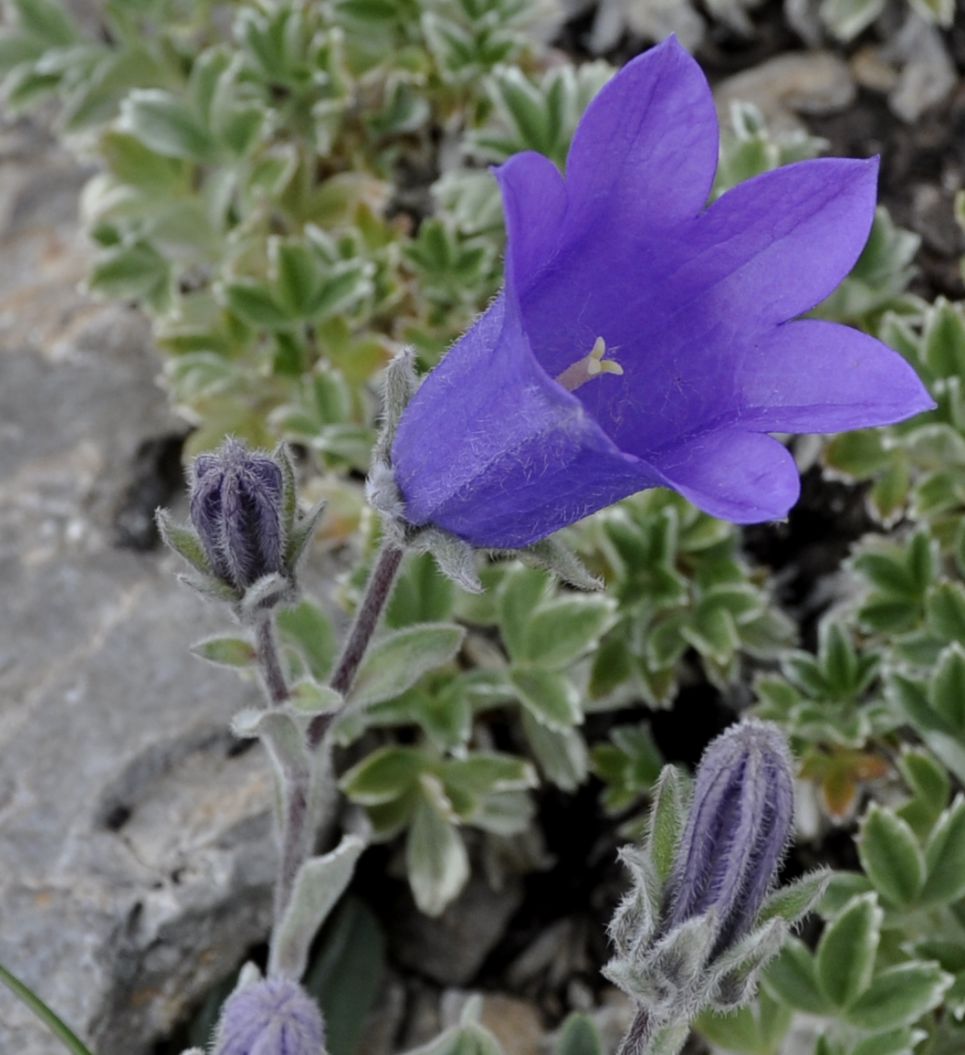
[0,2,962,1054]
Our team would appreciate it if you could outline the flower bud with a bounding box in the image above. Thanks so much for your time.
[665,719,794,952]
[189,439,284,590]
[213,978,326,1055]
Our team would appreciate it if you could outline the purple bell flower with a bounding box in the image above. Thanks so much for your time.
[213,978,326,1055]
[665,719,794,952]
[391,37,934,550]
[189,439,285,589]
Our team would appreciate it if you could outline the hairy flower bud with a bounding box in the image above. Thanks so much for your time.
[213,978,326,1055]
[189,439,285,590]
[665,719,794,952]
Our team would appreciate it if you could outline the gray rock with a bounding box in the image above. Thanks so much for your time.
[0,122,277,1054]
[885,13,956,123]
[715,52,856,134]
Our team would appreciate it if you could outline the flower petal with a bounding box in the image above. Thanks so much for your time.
[565,35,718,234]
[495,150,568,298]
[687,157,879,326]
[391,294,659,549]
[739,319,936,432]
[651,429,800,523]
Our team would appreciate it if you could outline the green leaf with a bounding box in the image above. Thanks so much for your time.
[857,805,925,907]
[555,1013,604,1055]
[277,600,336,682]
[120,89,216,162]
[387,552,456,628]
[520,595,615,669]
[269,834,366,980]
[521,710,588,791]
[0,961,95,1055]
[303,898,385,1055]
[88,240,171,305]
[272,239,323,317]
[930,645,965,730]
[11,0,76,46]
[190,636,257,668]
[925,583,965,644]
[897,748,950,836]
[920,796,965,905]
[223,280,291,330]
[350,624,465,708]
[406,782,470,916]
[497,565,552,660]
[816,893,881,1008]
[510,667,582,732]
[851,1028,927,1055]
[340,746,426,806]
[845,962,951,1032]
[764,938,831,1015]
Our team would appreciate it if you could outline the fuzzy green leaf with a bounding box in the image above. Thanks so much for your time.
[350,624,465,708]
[920,796,965,905]
[858,805,925,907]
[816,894,881,1009]
[190,636,257,668]
[845,962,951,1032]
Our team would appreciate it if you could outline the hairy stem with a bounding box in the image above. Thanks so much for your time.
[307,542,404,748]
[255,614,290,706]
[617,1008,654,1055]
[273,767,311,927]
[252,612,312,934]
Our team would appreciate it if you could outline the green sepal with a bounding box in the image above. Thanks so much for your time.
[155,509,212,576]
[707,918,788,1011]
[646,765,691,887]
[273,441,298,545]
[239,572,295,621]
[285,500,325,573]
[519,536,602,591]
[757,869,832,927]
[177,571,242,605]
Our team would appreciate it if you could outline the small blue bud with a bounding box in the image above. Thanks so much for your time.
[189,439,284,590]
[213,978,326,1055]
[665,718,794,952]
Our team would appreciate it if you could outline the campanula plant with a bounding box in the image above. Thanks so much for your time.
[607,720,828,1055]
[386,37,933,550]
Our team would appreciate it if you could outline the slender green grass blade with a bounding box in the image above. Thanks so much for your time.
[0,962,96,1055]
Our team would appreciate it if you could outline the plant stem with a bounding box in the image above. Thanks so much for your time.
[617,1008,654,1055]
[307,542,404,748]
[0,962,95,1055]
[252,611,311,931]
[255,614,290,706]
[266,543,405,959]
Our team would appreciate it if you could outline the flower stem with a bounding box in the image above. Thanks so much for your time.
[255,614,290,706]
[617,1008,654,1055]
[252,612,311,931]
[307,542,404,748]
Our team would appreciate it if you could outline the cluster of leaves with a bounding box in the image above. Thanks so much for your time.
[5,1,965,1054]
